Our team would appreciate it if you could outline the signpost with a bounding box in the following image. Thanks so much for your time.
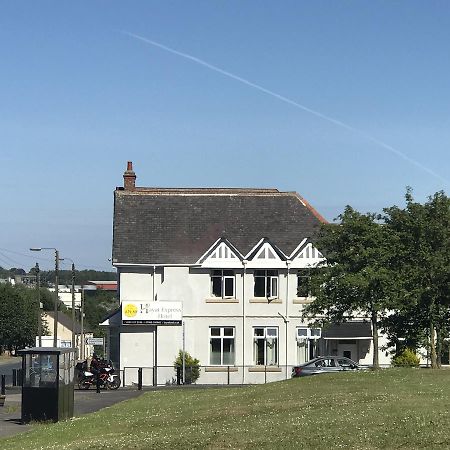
[85,337,106,358]
[85,337,104,346]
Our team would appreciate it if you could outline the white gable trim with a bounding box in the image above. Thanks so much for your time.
[288,238,308,259]
[290,241,326,269]
[197,238,244,268]
[246,240,287,269]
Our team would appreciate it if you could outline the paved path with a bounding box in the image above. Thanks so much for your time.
[0,387,144,440]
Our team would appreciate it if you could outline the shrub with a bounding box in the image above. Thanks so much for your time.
[174,350,201,384]
[391,348,420,367]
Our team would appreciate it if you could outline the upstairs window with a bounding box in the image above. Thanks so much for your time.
[254,270,278,298]
[297,269,312,297]
[211,270,235,298]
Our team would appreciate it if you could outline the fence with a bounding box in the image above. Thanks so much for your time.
[121,365,296,387]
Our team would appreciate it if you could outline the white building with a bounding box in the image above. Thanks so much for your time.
[103,162,390,385]
[48,286,82,309]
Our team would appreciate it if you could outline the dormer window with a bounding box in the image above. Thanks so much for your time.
[211,270,235,298]
[254,270,278,298]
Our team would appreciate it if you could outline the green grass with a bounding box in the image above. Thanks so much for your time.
[2,368,450,449]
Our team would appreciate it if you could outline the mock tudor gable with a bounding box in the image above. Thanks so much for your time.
[112,163,327,266]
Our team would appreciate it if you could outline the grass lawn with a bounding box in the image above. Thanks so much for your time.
[2,368,450,449]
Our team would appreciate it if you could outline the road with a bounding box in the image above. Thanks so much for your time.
[0,358,22,377]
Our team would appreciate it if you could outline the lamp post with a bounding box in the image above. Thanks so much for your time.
[35,263,42,347]
[61,257,77,351]
[30,248,60,347]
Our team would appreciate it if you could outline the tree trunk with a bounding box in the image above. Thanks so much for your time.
[436,326,442,369]
[430,320,438,369]
[371,311,379,369]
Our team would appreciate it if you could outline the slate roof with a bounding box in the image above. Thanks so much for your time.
[112,187,327,265]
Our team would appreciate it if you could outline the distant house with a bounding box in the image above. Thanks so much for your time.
[102,162,390,385]
[40,312,93,358]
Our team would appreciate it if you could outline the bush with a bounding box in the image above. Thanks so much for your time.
[174,350,201,384]
[391,348,420,367]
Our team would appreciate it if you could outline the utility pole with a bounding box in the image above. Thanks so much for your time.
[30,247,60,347]
[54,249,59,347]
[81,288,85,360]
[71,262,76,350]
[36,263,42,347]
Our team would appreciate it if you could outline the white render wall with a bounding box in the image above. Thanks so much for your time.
[116,265,391,384]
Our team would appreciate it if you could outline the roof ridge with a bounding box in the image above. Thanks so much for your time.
[115,187,305,197]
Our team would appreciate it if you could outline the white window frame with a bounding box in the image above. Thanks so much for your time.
[254,270,278,299]
[296,327,321,364]
[253,327,279,366]
[296,327,321,340]
[209,327,235,365]
[211,270,235,298]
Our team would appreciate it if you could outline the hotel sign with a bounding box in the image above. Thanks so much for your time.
[122,301,182,325]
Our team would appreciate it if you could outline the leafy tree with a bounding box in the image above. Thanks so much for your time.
[0,283,41,352]
[83,289,119,337]
[384,190,450,368]
[304,206,395,369]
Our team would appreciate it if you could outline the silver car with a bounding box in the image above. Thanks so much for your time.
[292,356,362,377]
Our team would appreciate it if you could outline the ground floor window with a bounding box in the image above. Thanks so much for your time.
[209,327,235,365]
[253,327,278,365]
[296,327,321,364]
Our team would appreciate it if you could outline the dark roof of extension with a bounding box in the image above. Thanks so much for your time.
[113,182,327,265]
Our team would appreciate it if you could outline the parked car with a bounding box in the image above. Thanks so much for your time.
[292,356,364,377]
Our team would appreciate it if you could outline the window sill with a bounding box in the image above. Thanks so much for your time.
[205,298,239,303]
[293,297,313,304]
[204,367,239,372]
[249,298,282,304]
[248,366,282,373]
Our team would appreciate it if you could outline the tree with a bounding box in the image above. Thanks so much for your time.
[84,289,119,338]
[384,190,450,368]
[0,283,41,352]
[304,206,395,369]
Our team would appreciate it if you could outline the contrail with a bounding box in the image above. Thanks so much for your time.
[122,31,448,185]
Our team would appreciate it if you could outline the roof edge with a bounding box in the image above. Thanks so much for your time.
[292,193,328,224]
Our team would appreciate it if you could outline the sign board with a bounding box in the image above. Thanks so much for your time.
[86,337,104,346]
[122,301,182,325]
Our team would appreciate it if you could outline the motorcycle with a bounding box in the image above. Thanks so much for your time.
[76,360,121,390]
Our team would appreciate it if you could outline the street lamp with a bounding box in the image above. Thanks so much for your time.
[61,257,77,351]
[30,247,60,347]
[35,263,42,347]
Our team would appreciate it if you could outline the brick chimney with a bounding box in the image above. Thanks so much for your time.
[123,161,136,191]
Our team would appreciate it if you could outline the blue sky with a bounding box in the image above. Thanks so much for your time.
[1,1,449,271]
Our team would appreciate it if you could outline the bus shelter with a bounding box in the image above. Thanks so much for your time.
[18,347,76,423]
